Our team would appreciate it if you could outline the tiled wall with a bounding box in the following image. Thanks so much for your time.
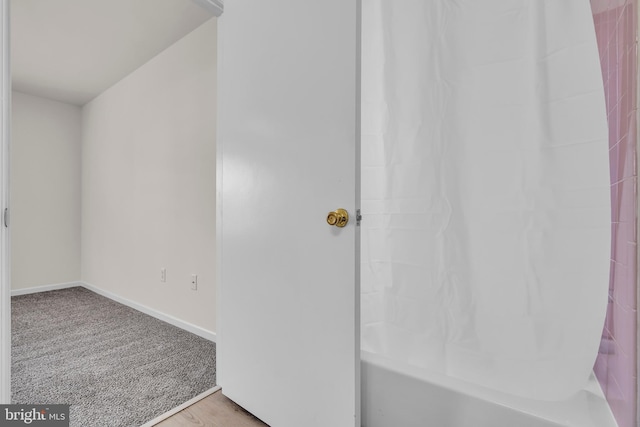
[591,1,638,427]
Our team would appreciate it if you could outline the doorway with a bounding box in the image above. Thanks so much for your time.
[2,0,220,424]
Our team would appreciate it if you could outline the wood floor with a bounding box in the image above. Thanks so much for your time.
[155,390,269,427]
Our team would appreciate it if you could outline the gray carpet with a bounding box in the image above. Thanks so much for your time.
[11,287,216,427]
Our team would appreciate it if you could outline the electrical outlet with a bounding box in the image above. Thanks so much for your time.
[160,268,166,283]
[191,274,198,290]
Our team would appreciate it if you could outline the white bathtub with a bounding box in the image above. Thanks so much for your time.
[361,351,618,427]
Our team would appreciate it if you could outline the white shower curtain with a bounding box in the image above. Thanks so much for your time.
[361,0,610,400]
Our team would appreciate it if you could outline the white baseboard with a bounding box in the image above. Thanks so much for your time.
[11,281,83,296]
[79,282,216,343]
[11,281,216,343]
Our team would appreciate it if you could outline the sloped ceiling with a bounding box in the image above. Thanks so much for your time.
[11,0,215,105]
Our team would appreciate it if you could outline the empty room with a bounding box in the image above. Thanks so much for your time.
[9,1,219,425]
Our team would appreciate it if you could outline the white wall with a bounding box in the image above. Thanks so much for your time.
[11,91,81,290]
[81,19,217,333]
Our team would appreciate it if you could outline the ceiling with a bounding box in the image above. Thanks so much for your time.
[11,0,216,106]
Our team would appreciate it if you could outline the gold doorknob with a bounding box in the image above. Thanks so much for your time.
[327,209,349,227]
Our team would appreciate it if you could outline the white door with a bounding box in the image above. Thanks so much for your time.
[217,1,360,426]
